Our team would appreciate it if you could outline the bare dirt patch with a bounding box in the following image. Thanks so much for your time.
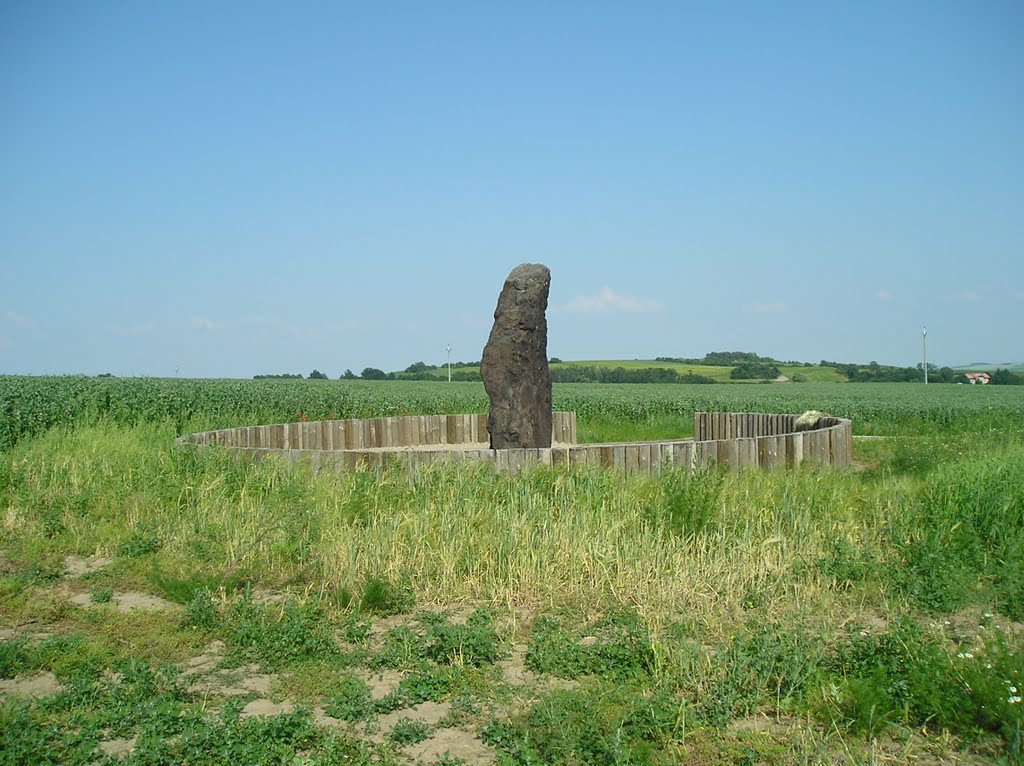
[0,671,64,699]
[404,726,495,765]
[353,667,403,700]
[99,737,137,758]
[69,590,178,613]
[376,700,452,734]
[499,644,531,686]
[63,555,114,577]
[241,698,295,718]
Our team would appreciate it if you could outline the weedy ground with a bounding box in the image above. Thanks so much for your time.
[2,407,1024,764]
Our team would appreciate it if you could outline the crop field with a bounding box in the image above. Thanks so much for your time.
[449,360,846,383]
[2,377,1024,764]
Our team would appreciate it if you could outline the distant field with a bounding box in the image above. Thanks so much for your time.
[449,359,847,383]
[3,375,1022,451]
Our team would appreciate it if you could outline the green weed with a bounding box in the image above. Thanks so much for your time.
[526,611,654,680]
[323,674,374,722]
[387,716,432,745]
[360,575,415,616]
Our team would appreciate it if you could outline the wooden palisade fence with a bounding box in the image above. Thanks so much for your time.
[182,411,852,476]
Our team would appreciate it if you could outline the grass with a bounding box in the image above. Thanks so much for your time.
[1,391,1024,763]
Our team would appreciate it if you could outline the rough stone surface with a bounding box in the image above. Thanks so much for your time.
[480,264,552,449]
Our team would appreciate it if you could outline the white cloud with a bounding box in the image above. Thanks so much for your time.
[559,287,663,314]
[750,303,786,314]
[191,316,224,330]
[875,290,893,301]
[105,322,156,337]
[961,290,980,302]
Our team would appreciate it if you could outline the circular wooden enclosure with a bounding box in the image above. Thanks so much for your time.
[182,411,852,476]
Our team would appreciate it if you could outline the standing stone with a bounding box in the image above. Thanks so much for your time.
[481,264,552,449]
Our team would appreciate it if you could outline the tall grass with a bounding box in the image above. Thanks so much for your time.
[6,416,1021,632]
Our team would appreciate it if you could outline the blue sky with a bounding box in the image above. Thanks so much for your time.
[2,1,1021,377]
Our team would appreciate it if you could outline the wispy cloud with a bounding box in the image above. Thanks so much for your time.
[191,316,224,330]
[0,336,11,350]
[559,287,663,315]
[750,303,786,314]
[961,290,980,302]
[105,322,156,337]
[1014,290,1024,301]
[875,290,893,302]
[4,310,36,330]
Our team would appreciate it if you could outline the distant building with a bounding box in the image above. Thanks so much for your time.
[964,372,990,385]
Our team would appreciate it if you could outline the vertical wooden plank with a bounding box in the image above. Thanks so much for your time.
[696,440,712,469]
[494,449,509,475]
[613,445,627,471]
[625,445,640,475]
[648,443,662,474]
[639,444,652,475]
[673,442,692,472]
[817,430,831,466]
[738,437,757,469]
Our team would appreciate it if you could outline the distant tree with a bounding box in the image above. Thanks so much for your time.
[254,373,303,379]
[308,369,328,380]
[730,363,780,380]
[549,357,563,364]
[404,361,435,374]
[341,369,357,380]
[991,368,1023,385]
[360,367,388,380]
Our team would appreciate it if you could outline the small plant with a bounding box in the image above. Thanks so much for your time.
[221,595,339,671]
[424,609,500,667]
[182,587,220,632]
[118,529,162,557]
[89,585,114,604]
[372,625,428,671]
[434,754,469,766]
[323,674,374,722]
[526,611,654,680]
[359,575,415,616]
[388,716,431,745]
[376,666,458,713]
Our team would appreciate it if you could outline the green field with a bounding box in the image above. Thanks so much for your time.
[445,359,847,383]
[2,377,1024,764]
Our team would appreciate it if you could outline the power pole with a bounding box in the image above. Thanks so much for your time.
[922,326,928,384]
[446,345,452,383]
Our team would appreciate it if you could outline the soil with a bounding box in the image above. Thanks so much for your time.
[63,555,114,577]
[0,671,64,698]
[68,590,179,613]
[404,727,494,765]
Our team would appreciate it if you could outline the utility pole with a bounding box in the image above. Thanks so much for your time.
[446,345,452,383]
[922,326,928,384]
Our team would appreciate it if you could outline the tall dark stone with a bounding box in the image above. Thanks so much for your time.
[481,264,552,449]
